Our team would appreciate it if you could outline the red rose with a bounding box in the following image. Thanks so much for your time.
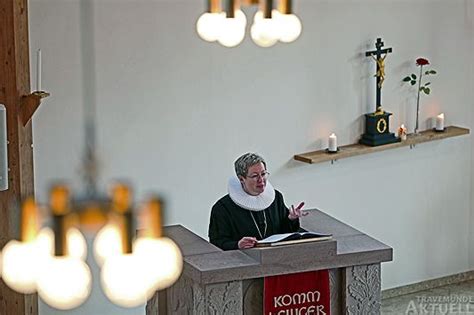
[416,58,430,66]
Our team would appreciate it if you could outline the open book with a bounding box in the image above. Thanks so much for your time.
[256,231,332,247]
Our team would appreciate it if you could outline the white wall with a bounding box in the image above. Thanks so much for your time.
[29,0,474,314]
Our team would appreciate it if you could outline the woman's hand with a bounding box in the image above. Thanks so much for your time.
[288,201,308,220]
[238,237,257,249]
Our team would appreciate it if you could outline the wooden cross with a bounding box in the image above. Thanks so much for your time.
[365,38,392,112]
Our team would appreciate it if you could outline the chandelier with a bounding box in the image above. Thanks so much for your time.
[0,185,182,310]
[0,48,183,310]
[196,0,302,47]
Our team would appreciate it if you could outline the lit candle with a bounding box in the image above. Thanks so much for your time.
[328,133,337,152]
[398,124,407,141]
[435,113,444,131]
[36,49,42,92]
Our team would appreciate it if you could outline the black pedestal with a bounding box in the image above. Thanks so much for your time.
[360,111,400,146]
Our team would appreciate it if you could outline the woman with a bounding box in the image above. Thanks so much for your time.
[208,153,307,250]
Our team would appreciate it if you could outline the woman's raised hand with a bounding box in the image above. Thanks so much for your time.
[288,201,308,220]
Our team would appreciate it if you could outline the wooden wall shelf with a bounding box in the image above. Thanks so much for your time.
[294,126,470,164]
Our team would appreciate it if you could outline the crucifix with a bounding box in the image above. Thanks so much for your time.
[365,38,392,113]
[359,38,399,147]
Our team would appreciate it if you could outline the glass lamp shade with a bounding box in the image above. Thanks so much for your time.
[133,237,183,292]
[38,227,88,261]
[196,12,225,42]
[234,9,247,28]
[253,9,272,22]
[1,228,53,294]
[93,223,123,267]
[1,240,40,293]
[100,253,150,308]
[217,10,247,47]
[251,12,279,48]
[66,228,88,260]
[275,13,302,42]
[37,256,92,310]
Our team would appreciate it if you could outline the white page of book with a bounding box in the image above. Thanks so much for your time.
[258,233,294,243]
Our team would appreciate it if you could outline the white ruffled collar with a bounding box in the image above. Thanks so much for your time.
[227,176,275,212]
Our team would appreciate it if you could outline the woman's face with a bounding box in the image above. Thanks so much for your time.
[239,162,268,196]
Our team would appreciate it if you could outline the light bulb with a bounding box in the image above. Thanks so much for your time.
[37,256,92,310]
[234,9,247,28]
[254,9,275,22]
[36,228,54,256]
[1,240,38,293]
[37,227,87,261]
[254,10,281,23]
[100,253,150,308]
[217,10,246,48]
[251,12,279,48]
[133,237,183,292]
[66,228,87,260]
[196,12,225,42]
[1,229,52,294]
[93,223,123,267]
[275,13,302,43]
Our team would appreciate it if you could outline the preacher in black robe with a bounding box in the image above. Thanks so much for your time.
[209,182,300,250]
[209,153,305,250]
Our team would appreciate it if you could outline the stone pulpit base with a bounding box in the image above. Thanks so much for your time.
[146,210,391,315]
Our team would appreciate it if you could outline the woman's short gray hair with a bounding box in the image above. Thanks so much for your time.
[234,153,266,178]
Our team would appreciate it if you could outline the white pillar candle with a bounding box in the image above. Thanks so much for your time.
[36,49,42,91]
[328,133,337,152]
[435,113,444,131]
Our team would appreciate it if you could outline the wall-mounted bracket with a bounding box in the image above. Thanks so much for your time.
[20,91,50,126]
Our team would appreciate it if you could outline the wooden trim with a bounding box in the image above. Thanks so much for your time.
[0,0,38,314]
[294,126,470,164]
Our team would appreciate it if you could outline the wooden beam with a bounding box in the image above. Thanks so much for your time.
[0,0,38,314]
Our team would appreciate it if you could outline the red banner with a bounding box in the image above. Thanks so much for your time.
[264,270,330,315]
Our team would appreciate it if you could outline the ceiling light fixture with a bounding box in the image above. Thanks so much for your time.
[0,182,182,310]
[196,0,302,47]
[0,48,183,310]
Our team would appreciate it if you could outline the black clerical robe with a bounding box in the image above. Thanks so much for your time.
[208,190,300,250]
